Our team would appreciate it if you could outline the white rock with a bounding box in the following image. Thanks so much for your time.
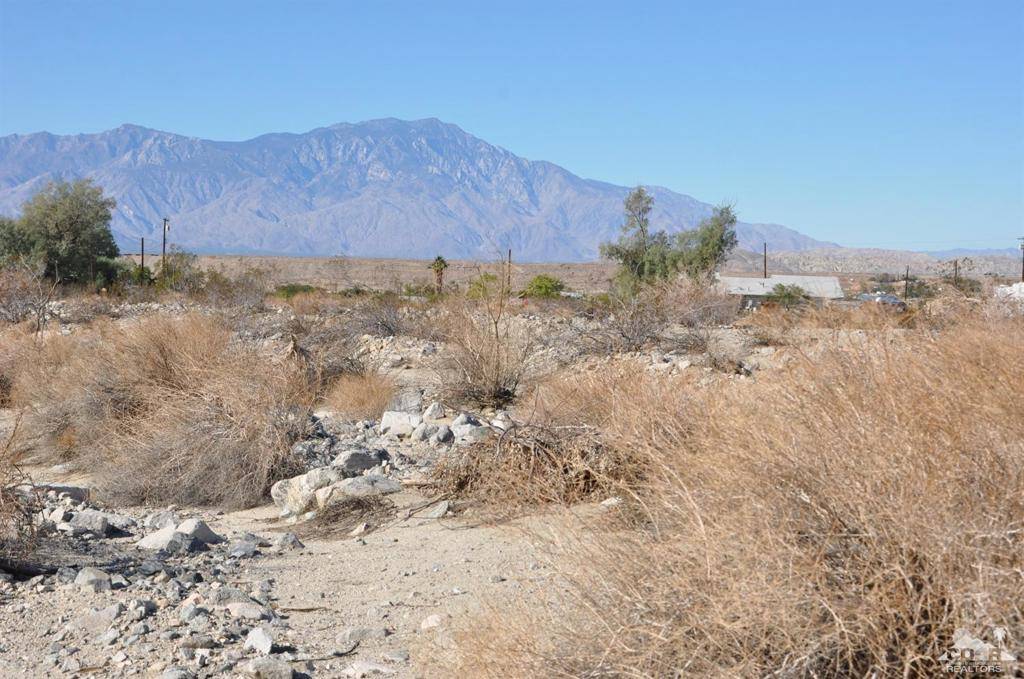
[422,402,445,420]
[175,518,224,545]
[420,613,445,631]
[242,656,293,678]
[271,467,344,516]
[379,411,422,437]
[226,601,272,621]
[342,660,395,677]
[74,567,111,593]
[244,626,274,654]
[136,525,178,550]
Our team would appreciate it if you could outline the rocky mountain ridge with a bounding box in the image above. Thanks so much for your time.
[0,118,837,261]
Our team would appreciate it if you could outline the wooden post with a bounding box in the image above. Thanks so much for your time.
[763,242,768,279]
[507,248,512,293]
[953,259,959,287]
[161,218,169,278]
[904,266,910,299]
[140,237,145,283]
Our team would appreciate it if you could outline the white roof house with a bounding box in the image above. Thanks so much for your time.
[716,274,845,300]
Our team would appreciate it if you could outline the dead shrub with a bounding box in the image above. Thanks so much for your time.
[348,294,409,337]
[289,321,366,397]
[323,372,396,421]
[432,424,624,511]
[661,278,739,353]
[440,304,536,408]
[199,266,271,311]
[13,314,313,508]
[585,287,667,353]
[300,495,395,539]
[0,261,56,330]
[433,369,682,512]
[440,314,1024,677]
[524,366,684,431]
[0,419,35,563]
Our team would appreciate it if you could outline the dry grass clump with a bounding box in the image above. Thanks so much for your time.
[323,372,396,421]
[285,290,340,316]
[0,325,37,406]
[433,369,680,512]
[300,495,395,539]
[439,314,1024,677]
[12,314,313,508]
[432,425,625,511]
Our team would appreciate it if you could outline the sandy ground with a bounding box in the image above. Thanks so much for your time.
[217,493,549,678]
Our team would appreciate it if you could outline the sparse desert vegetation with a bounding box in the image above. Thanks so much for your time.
[0,181,1020,678]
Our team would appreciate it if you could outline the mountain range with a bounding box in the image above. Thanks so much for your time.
[0,118,838,262]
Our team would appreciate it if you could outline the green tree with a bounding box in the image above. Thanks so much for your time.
[0,179,119,283]
[600,187,738,288]
[672,205,739,279]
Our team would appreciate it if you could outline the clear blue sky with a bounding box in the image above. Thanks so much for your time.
[1,0,1021,250]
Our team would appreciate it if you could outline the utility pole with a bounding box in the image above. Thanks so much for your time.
[763,242,768,279]
[904,265,910,299]
[1019,237,1024,283]
[161,218,169,278]
[140,237,145,282]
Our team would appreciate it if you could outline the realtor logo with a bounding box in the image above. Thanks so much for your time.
[940,628,1017,674]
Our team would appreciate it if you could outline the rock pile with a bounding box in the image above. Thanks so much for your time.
[271,393,498,522]
[1,483,310,677]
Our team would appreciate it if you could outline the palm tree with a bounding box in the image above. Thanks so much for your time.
[429,256,448,295]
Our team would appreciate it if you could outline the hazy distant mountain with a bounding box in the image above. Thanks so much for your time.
[925,247,1020,259]
[0,118,838,261]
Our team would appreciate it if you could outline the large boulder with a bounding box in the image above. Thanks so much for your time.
[74,567,111,593]
[70,509,136,535]
[68,511,110,536]
[270,467,345,517]
[379,411,422,437]
[135,526,203,553]
[422,401,445,421]
[315,475,402,509]
[135,526,176,550]
[175,518,224,545]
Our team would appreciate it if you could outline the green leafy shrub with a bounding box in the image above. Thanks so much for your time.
[276,283,319,299]
[766,284,809,308]
[522,274,565,299]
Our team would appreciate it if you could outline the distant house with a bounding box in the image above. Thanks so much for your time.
[716,274,845,308]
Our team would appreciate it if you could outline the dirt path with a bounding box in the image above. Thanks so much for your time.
[215,492,548,678]
[0,461,549,678]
